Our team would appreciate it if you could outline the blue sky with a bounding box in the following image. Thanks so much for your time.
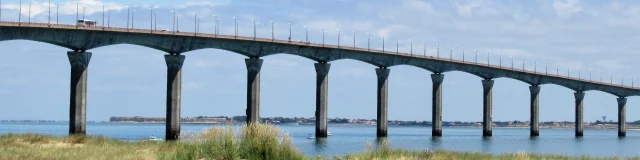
[1,0,639,122]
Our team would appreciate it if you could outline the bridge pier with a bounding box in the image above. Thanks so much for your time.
[164,54,185,141]
[315,62,330,137]
[574,91,585,137]
[482,79,494,137]
[431,74,444,136]
[376,67,390,137]
[67,51,92,135]
[618,97,627,137]
[245,58,263,124]
[529,85,540,136]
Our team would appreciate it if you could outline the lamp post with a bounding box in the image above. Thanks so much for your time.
[367,33,370,50]
[270,21,274,41]
[252,19,256,39]
[19,0,22,23]
[522,58,524,70]
[410,39,413,55]
[171,10,175,34]
[462,47,465,62]
[48,0,51,24]
[193,13,197,35]
[233,17,236,37]
[396,39,399,54]
[125,6,129,30]
[436,43,440,59]
[154,12,158,31]
[424,42,427,57]
[82,5,86,21]
[352,31,355,48]
[101,4,104,27]
[288,22,291,42]
[150,8,153,32]
[450,46,455,59]
[487,53,490,65]
[304,26,308,43]
[337,29,341,48]
[475,49,478,64]
[322,28,325,46]
[545,61,548,74]
[534,61,537,72]
[56,3,60,24]
[511,56,513,70]
[212,15,217,35]
[380,36,386,53]
[107,9,111,27]
[28,0,31,23]
[132,9,136,29]
[498,54,502,68]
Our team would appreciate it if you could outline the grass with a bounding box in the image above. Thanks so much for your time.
[1,123,638,160]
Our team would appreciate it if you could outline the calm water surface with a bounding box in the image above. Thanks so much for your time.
[1,123,638,157]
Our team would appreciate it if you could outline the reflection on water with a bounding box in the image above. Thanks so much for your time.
[2,123,640,157]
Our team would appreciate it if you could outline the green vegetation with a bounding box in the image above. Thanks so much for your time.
[1,123,638,160]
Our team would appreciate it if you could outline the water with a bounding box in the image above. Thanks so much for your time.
[1,123,639,157]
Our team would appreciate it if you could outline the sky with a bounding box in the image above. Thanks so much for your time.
[1,0,640,122]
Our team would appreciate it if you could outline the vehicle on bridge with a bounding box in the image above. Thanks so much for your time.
[76,19,98,27]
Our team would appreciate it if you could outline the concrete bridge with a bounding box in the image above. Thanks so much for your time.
[1,22,637,140]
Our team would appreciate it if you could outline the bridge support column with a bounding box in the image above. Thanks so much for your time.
[529,85,540,136]
[164,54,185,141]
[431,74,444,136]
[245,58,263,124]
[574,91,584,137]
[67,51,92,135]
[618,97,627,137]
[315,62,330,137]
[376,67,390,137]
[482,79,494,137]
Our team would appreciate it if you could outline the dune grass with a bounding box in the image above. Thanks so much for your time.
[1,123,638,160]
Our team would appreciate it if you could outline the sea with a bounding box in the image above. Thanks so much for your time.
[1,123,638,157]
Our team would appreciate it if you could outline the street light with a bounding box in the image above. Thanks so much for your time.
[475,49,478,64]
[352,31,355,48]
[150,8,153,32]
[132,9,137,29]
[193,13,196,35]
[232,17,236,37]
[28,0,31,23]
[18,0,22,23]
[252,19,256,39]
[288,22,291,42]
[337,29,341,48]
[213,15,217,35]
[322,29,325,46]
[382,36,385,53]
[462,47,465,62]
[171,10,175,33]
[125,6,129,30]
[304,26,308,43]
[155,12,158,30]
[436,43,440,59]
[56,3,60,24]
[48,0,51,24]
[367,33,370,50]
[451,46,457,59]
[410,39,413,55]
[83,5,86,21]
[101,4,104,27]
[396,39,399,54]
[270,21,274,41]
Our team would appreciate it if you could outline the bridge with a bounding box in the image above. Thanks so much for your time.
[1,21,637,140]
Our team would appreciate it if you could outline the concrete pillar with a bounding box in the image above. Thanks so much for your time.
[376,67,390,137]
[574,91,585,137]
[245,58,263,124]
[618,97,627,137]
[314,62,330,137]
[164,54,185,141]
[529,85,540,136]
[67,51,92,135]
[431,74,444,136]
[482,79,494,137]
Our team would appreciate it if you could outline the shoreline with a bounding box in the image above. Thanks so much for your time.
[3,122,639,130]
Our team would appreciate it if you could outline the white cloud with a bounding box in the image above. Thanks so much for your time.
[2,0,124,16]
[553,0,583,19]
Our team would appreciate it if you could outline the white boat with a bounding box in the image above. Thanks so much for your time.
[306,134,314,139]
[146,136,162,141]
[327,132,332,136]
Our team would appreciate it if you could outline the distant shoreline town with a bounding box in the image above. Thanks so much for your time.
[4,116,640,129]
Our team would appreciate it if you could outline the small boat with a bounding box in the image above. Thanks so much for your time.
[306,134,314,139]
[146,135,162,141]
[327,132,332,136]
